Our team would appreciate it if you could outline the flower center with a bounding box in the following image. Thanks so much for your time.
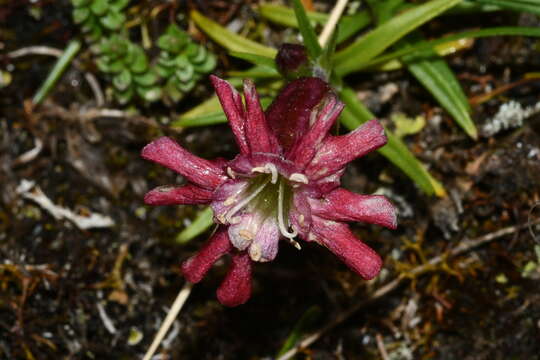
[224,165,299,240]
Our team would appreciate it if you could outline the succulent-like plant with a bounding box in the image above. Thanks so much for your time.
[71,0,129,43]
[156,24,216,102]
[96,35,161,104]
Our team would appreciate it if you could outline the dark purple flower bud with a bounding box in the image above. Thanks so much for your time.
[142,75,397,306]
[275,43,311,79]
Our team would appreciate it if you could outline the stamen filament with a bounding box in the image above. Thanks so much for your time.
[278,179,297,239]
[225,178,271,223]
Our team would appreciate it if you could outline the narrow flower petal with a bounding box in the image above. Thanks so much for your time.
[310,189,397,229]
[306,119,387,180]
[141,136,226,190]
[248,217,280,262]
[217,252,252,306]
[310,216,382,280]
[265,77,330,151]
[181,229,232,283]
[287,93,344,168]
[243,79,280,154]
[228,212,261,251]
[289,191,312,238]
[210,75,250,155]
[144,184,213,205]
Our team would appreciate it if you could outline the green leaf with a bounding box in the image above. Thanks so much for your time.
[111,0,130,11]
[366,26,540,69]
[113,69,132,91]
[129,49,149,73]
[32,40,81,106]
[157,33,187,53]
[339,87,446,197]
[175,207,214,244]
[90,0,108,16]
[72,7,90,24]
[227,66,280,79]
[474,0,540,15]
[335,0,463,76]
[115,87,134,105]
[291,0,322,60]
[100,10,125,30]
[186,44,208,64]
[229,51,277,70]
[259,4,371,44]
[133,71,158,86]
[175,56,195,82]
[406,56,477,139]
[165,77,187,102]
[276,306,322,358]
[193,54,217,73]
[191,10,277,58]
[137,85,162,102]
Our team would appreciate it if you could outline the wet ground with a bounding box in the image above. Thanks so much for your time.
[1,1,540,359]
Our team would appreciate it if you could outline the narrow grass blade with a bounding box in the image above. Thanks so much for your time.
[259,4,371,44]
[32,40,81,105]
[365,26,540,69]
[190,10,276,58]
[406,57,477,139]
[340,87,446,197]
[276,306,322,358]
[291,0,322,59]
[334,0,462,76]
[474,0,540,15]
[176,207,214,244]
[229,51,277,70]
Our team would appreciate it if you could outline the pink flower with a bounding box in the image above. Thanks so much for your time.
[142,76,397,306]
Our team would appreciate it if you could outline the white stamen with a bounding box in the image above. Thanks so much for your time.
[223,196,236,206]
[289,173,309,184]
[224,178,270,223]
[264,163,278,184]
[251,166,266,174]
[277,179,297,239]
[230,216,242,224]
[226,167,236,179]
[290,238,301,250]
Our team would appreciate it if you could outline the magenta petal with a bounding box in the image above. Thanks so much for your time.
[289,191,312,238]
[141,137,226,190]
[265,77,330,151]
[311,216,382,280]
[287,93,344,168]
[248,217,280,262]
[181,229,232,283]
[243,80,279,154]
[216,252,252,306]
[306,119,387,180]
[144,184,213,205]
[210,75,250,155]
[310,189,397,229]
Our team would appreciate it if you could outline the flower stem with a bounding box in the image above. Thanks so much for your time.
[318,0,349,47]
[142,281,194,360]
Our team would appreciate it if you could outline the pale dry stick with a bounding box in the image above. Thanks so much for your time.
[318,0,349,47]
[375,333,390,360]
[142,281,194,360]
[276,218,540,360]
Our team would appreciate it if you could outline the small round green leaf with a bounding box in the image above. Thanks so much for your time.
[72,8,90,24]
[113,69,132,91]
[90,0,109,16]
